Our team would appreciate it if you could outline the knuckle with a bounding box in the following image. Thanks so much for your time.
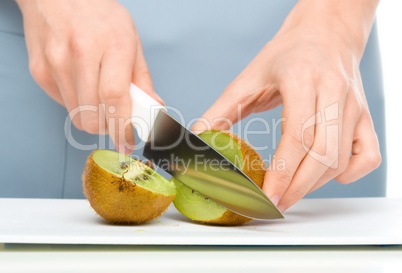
[71,118,83,131]
[311,143,326,157]
[366,149,382,170]
[328,156,349,180]
[301,129,315,150]
[70,36,89,57]
[336,155,349,175]
[110,39,126,51]
[100,84,126,102]
[46,47,67,71]
[336,175,353,185]
[335,166,357,184]
[311,143,338,167]
[81,117,100,134]
[29,60,49,85]
[316,142,333,158]
[289,126,312,152]
[288,184,309,200]
[324,72,349,91]
[289,128,303,146]
[105,31,128,51]
[287,60,316,79]
[273,170,293,187]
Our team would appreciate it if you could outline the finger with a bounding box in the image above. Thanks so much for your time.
[190,79,266,134]
[46,45,82,130]
[99,49,135,155]
[31,60,65,107]
[191,92,240,134]
[306,130,353,194]
[309,113,380,191]
[23,8,65,107]
[73,55,106,134]
[334,112,381,183]
[27,41,65,106]
[306,89,362,194]
[276,74,352,210]
[277,98,344,212]
[262,82,316,206]
[132,40,163,105]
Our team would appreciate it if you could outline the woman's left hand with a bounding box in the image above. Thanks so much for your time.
[192,0,381,212]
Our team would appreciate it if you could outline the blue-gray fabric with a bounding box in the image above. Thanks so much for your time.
[0,0,386,199]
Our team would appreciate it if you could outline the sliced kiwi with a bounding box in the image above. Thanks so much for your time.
[196,130,244,169]
[172,178,227,221]
[172,130,266,225]
[83,149,176,224]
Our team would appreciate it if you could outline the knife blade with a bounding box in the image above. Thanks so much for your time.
[130,84,284,220]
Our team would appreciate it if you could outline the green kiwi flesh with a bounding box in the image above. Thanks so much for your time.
[92,150,176,196]
[172,130,244,222]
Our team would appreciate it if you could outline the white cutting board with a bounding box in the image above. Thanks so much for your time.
[0,197,401,246]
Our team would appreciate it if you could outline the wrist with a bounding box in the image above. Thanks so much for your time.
[278,0,379,58]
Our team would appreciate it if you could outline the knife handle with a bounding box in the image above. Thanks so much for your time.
[129,83,166,142]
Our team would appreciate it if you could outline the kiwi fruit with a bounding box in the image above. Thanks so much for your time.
[83,149,176,224]
[172,130,266,225]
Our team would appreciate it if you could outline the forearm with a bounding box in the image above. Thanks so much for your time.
[14,0,32,13]
[278,0,380,58]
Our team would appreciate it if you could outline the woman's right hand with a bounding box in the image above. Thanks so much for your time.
[16,0,163,155]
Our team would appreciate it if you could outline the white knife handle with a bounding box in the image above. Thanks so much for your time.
[129,83,166,142]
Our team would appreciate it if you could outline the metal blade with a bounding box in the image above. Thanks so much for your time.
[143,110,284,220]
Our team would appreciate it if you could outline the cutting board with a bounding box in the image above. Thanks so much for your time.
[0,197,401,246]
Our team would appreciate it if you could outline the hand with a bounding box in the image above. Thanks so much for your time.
[16,0,163,155]
[192,0,381,212]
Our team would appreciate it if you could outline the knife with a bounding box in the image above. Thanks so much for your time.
[129,83,283,220]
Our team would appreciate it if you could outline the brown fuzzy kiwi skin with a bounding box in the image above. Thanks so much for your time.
[82,151,175,224]
[201,130,266,226]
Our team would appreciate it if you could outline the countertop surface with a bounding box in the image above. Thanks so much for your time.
[0,197,401,246]
[1,197,401,272]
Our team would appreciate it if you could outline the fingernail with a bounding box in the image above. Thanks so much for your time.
[270,196,280,207]
[277,205,286,213]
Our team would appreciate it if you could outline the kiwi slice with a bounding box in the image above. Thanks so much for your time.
[172,130,266,225]
[83,150,176,224]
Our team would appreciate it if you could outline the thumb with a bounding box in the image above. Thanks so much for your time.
[132,40,164,106]
[191,87,243,134]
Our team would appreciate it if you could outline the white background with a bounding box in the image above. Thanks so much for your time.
[377,1,402,198]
